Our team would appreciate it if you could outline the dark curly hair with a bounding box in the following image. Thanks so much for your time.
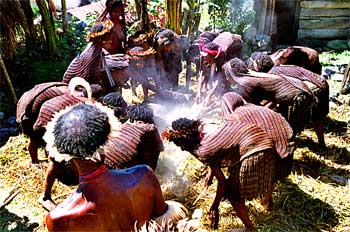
[102,92,127,119]
[53,103,110,159]
[106,0,123,10]
[202,42,220,52]
[199,31,218,41]
[226,58,249,77]
[162,118,203,153]
[201,42,226,66]
[126,103,154,124]
[247,52,274,72]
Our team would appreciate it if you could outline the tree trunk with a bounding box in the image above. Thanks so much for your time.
[0,55,17,104]
[134,0,150,32]
[19,0,36,46]
[166,0,182,34]
[61,0,68,32]
[35,0,57,56]
[182,0,201,41]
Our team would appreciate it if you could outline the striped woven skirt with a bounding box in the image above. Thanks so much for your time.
[226,148,277,201]
[310,85,329,121]
[278,92,313,135]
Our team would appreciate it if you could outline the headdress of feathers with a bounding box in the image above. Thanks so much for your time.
[86,20,114,43]
[161,118,203,142]
[44,102,122,163]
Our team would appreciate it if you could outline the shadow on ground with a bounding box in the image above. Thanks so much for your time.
[0,207,39,231]
[254,180,339,231]
[295,135,350,166]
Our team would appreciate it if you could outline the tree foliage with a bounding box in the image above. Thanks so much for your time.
[182,0,201,41]
[206,0,255,34]
[0,0,36,59]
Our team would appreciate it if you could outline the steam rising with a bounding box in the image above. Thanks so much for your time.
[149,93,222,132]
[150,99,221,198]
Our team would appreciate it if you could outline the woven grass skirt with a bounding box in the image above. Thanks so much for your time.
[310,85,329,122]
[277,92,313,135]
[226,148,277,201]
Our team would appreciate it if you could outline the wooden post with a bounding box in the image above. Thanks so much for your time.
[166,0,182,34]
[0,55,17,104]
[61,0,68,32]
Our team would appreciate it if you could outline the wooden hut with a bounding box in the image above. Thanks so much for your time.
[254,0,350,45]
[298,0,350,40]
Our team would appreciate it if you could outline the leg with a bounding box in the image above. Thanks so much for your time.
[261,182,274,210]
[208,166,226,229]
[313,120,326,147]
[261,165,275,210]
[130,79,138,96]
[185,61,192,91]
[28,139,39,163]
[204,168,214,186]
[229,199,256,232]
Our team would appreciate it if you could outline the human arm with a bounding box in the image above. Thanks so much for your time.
[208,165,226,229]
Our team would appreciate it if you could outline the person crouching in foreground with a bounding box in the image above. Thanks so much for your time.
[40,97,163,211]
[43,103,187,231]
[221,92,295,208]
[162,117,279,231]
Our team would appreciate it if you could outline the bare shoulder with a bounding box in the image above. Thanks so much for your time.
[46,192,96,227]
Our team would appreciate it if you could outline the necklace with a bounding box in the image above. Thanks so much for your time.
[79,165,108,184]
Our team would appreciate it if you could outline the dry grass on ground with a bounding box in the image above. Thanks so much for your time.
[0,78,349,232]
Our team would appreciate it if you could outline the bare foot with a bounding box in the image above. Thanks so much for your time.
[39,195,57,211]
[261,195,273,210]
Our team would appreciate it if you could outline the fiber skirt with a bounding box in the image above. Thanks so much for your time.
[227,148,277,201]
[278,92,313,135]
[310,85,329,121]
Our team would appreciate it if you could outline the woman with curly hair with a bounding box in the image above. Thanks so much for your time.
[162,117,278,231]
[222,57,315,138]
[221,92,295,208]
[247,51,329,147]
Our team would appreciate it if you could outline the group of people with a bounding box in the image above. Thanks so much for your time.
[43,99,191,231]
[159,34,328,231]
[15,0,331,231]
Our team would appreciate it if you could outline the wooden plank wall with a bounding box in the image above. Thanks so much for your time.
[254,0,276,36]
[298,0,350,39]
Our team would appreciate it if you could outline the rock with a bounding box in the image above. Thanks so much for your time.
[297,39,327,48]
[0,112,4,122]
[243,26,257,45]
[0,128,9,138]
[327,40,349,50]
[8,127,19,136]
[322,66,338,75]
[330,73,346,82]
[330,175,348,186]
[322,66,338,79]
[191,209,203,220]
[255,34,271,47]
[7,117,17,126]
[338,63,348,74]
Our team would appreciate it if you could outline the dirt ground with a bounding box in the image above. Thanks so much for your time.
[0,74,349,231]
